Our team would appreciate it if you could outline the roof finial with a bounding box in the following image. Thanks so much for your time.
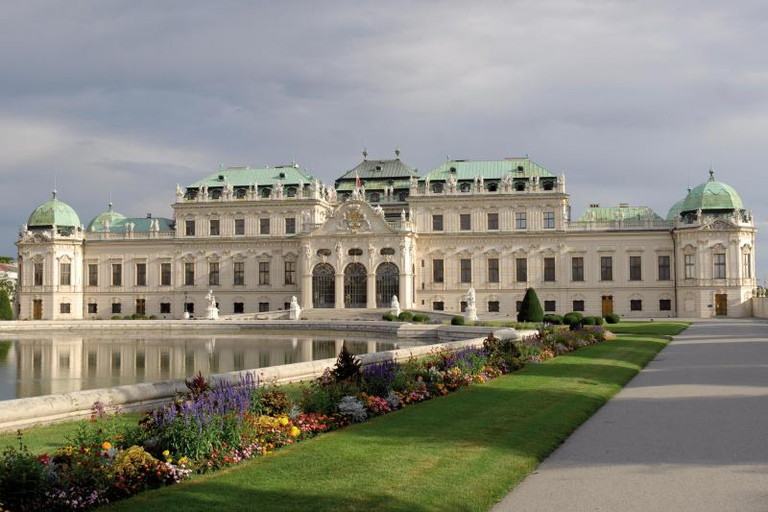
[108,201,113,211]
[446,154,451,161]
[395,146,400,158]
[219,163,225,171]
[708,167,715,181]
[362,147,368,159]
[52,189,57,200]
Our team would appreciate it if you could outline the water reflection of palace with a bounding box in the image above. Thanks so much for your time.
[8,335,404,399]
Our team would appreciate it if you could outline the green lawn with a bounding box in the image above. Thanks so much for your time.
[103,324,683,512]
[607,321,690,336]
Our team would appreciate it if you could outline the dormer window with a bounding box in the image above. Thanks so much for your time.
[211,189,222,200]
[279,172,286,179]
[261,187,271,198]
[287,187,297,198]
[433,183,443,193]
[488,182,498,192]
[460,182,471,193]
[236,188,247,199]
[515,181,525,191]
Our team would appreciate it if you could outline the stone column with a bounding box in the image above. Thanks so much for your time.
[367,273,376,308]
[399,272,410,309]
[335,273,344,308]
[301,273,312,309]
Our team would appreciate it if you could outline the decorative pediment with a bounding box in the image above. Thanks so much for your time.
[311,200,397,236]
[702,219,736,231]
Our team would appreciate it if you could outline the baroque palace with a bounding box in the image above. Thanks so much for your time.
[16,151,757,320]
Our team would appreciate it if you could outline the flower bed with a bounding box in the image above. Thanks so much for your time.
[0,328,607,511]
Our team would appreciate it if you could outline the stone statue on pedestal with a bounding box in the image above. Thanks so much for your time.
[464,287,478,322]
[289,296,302,320]
[205,289,219,320]
[391,295,401,318]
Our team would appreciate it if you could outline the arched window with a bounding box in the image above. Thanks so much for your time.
[287,187,297,197]
[460,182,471,193]
[312,263,335,308]
[211,189,222,200]
[235,188,247,199]
[433,183,443,193]
[261,187,271,198]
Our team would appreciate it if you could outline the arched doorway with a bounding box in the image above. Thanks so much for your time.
[376,263,399,307]
[312,263,335,308]
[344,263,367,308]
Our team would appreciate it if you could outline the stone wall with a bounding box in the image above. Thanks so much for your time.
[752,297,768,318]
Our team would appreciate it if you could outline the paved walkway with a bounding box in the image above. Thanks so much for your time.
[493,319,768,511]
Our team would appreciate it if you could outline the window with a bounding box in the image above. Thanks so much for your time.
[544,300,556,312]
[630,299,643,311]
[629,256,642,281]
[600,256,613,281]
[209,262,220,286]
[209,219,220,236]
[714,253,726,278]
[233,262,245,285]
[60,263,71,286]
[258,302,270,312]
[544,257,555,282]
[112,263,122,286]
[136,263,147,286]
[658,256,671,281]
[572,300,585,312]
[259,262,270,285]
[516,258,527,282]
[234,302,244,314]
[543,211,555,229]
[432,214,443,231]
[487,213,499,230]
[184,262,195,286]
[135,299,146,316]
[460,301,467,313]
[112,303,122,314]
[60,303,71,314]
[571,257,584,282]
[433,259,444,283]
[88,303,98,314]
[33,263,43,286]
[516,300,522,312]
[284,261,296,285]
[185,220,195,236]
[460,259,472,283]
[488,301,500,312]
[234,218,245,235]
[433,183,443,193]
[161,263,171,286]
[460,214,471,231]
[285,217,296,234]
[659,299,672,311]
[88,264,98,287]
[160,302,171,314]
[743,253,752,278]
[185,302,194,314]
[260,218,270,235]
[684,254,695,279]
[433,301,444,311]
[515,212,527,230]
[488,258,499,283]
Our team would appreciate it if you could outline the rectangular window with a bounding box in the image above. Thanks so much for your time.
[433,301,444,311]
[487,213,499,230]
[136,263,147,286]
[659,299,672,311]
[544,300,556,312]
[259,262,270,285]
[111,263,122,286]
[60,303,71,314]
[160,302,171,314]
[488,258,499,283]
[160,263,171,286]
[209,261,220,286]
[260,218,270,235]
[630,299,643,311]
[185,220,195,237]
[258,302,270,312]
[184,262,195,286]
[516,258,527,282]
[60,263,71,286]
[516,300,522,312]
[571,257,584,282]
[432,214,443,231]
[233,262,245,285]
[285,217,296,234]
[88,264,98,287]
[209,219,220,236]
[658,256,671,281]
[515,212,527,230]
[234,302,244,314]
[88,303,98,314]
[433,259,444,283]
[112,303,122,314]
[714,253,726,279]
[629,256,642,281]
[460,301,467,313]
[34,262,43,286]
[284,261,296,285]
[234,218,245,235]
[460,259,472,283]
[135,299,146,316]
[543,211,555,229]
[488,301,500,313]
[743,253,752,278]
[684,254,695,279]
[460,213,471,231]
[544,257,555,282]
[600,256,613,281]
[572,300,585,312]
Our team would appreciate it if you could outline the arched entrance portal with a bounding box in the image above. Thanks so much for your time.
[344,263,367,308]
[376,263,400,307]
[312,263,335,308]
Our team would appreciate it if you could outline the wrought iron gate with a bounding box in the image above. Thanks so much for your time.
[344,263,367,308]
[312,263,335,308]
[376,263,399,307]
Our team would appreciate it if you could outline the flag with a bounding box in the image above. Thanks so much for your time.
[355,171,361,188]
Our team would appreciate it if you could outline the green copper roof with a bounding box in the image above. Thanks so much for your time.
[336,178,413,191]
[28,191,81,228]
[336,158,418,183]
[187,164,317,189]
[87,203,126,232]
[87,216,173,234]
[680,170,744,213]
[666,196,687,221]
[420,157,555,182]
[576,204,663,222]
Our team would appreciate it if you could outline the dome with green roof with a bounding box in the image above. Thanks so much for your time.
[666,192,689,221]
[27,191,81,228]
[87,203,126,232]
[680,170,744,214]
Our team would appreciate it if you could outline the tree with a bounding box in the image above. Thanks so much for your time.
[0,290,12,320]
[517,287,544,322]
[331,343,362,383]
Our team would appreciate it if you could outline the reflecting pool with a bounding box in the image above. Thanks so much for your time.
[0,332,434,400]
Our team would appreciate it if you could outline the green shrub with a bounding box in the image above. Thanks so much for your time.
[258,388,291,416]
[593,316,605,325]
[543,314,563,325]
[412,313,430,323]
[111,315,122,320]
[483,334,522,372]
[123,315,132,320]
[0,433,54,510]
[451,316,465,326]
[148,315,157,320]
[397,311,414,322]
[563,312,584,326]
[582,316,597,326]
[517,288,544,322]
[0,291,12,320]
[382,313,395,321]
[605,313,621,324]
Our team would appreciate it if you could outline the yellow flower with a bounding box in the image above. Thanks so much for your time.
[101,441,112,451]
[162,450,170,458]
[290,426,301,438]
[279,416,289,426]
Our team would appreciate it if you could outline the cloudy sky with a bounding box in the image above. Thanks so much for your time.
[2,1,767,278]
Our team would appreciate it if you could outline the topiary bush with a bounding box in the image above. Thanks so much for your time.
[517,288,544,323]
[412,313,430,323]
[605,313,621,324]
[451,315,465,326]
[543,314,563,325]
[397,311,414,322]
[582,316,597,326]
[593,316,605,325]
[563,312,584,326]
[0,290,12,320]
[382,313,395,321]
